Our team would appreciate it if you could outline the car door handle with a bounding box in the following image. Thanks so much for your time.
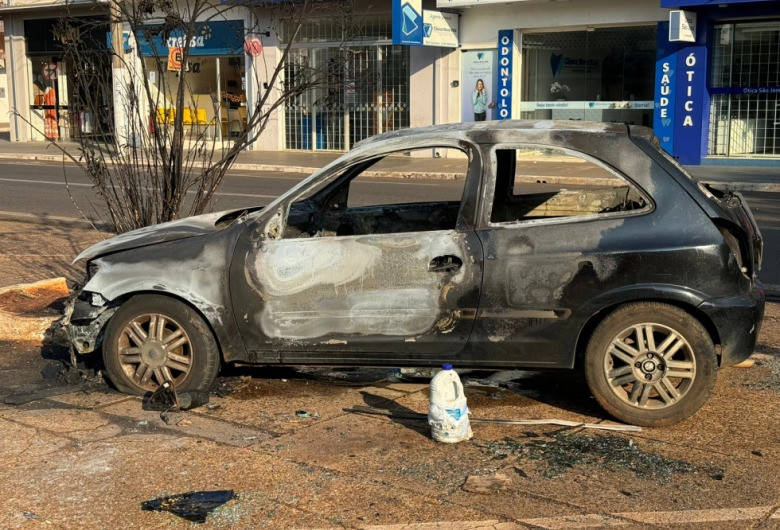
[429,255,462,273]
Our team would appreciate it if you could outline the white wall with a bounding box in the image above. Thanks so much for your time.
[429,0,669,124]
[458,0,668,47]
[0,71,7,128]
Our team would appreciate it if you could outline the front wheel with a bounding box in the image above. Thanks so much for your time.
[102,295,220,395]
[584,303,717,427]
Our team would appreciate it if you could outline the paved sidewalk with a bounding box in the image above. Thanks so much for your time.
[1,135,779,191]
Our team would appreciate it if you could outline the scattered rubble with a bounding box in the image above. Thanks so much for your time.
[462,473,513,494]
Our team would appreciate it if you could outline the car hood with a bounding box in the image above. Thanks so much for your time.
[73,208,256,263]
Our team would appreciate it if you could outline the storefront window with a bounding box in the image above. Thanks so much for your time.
[25,17,111,141]
[283,14,409,151]
[520,26,656,127]
[145,55,246,141]
[708,22,780,156]
[138,20,245,143]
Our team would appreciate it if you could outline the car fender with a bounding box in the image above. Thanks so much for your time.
[79,227,249,363]
[574,283,717,359]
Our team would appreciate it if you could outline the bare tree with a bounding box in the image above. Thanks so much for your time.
[21,0,360,233]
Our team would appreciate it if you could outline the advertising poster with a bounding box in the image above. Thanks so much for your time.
[461,50,496,122]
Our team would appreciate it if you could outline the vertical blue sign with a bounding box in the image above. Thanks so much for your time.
[673,41,706,165]
[393,0,423,46]
[654,21,677,155]
[496,30,513,120]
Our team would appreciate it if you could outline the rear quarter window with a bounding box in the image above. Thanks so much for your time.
[488,147,649,224]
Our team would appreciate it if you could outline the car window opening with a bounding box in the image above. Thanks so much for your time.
[490,148,647,224]
[283,147,469,238]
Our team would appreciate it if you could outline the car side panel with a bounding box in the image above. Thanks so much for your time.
[467,133,744,369]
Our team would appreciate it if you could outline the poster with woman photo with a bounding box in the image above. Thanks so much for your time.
[461,50,496,122]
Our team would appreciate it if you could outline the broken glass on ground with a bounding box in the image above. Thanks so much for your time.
[142,381,210,412]
[141,490,235,523]
[480,433,723,480]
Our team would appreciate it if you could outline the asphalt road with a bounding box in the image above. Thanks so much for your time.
[0,159,778,286]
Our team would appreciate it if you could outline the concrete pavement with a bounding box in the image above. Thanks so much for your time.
[0,274,778,528]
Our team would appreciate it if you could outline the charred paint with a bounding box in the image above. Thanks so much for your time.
[65,120,763,379]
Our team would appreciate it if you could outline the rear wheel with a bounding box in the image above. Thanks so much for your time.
[102,295,220,395]
[584,302,717,427]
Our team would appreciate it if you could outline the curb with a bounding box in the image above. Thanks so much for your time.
[0,210,109,230]
[0,277,69,300]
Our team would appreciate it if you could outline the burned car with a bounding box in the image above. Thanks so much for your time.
[65,121,764,426]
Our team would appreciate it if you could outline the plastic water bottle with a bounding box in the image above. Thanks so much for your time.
[428,364,473,443]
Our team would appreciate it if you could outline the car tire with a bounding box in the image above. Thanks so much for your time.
[102,295,220,395]
[584,302,717,427]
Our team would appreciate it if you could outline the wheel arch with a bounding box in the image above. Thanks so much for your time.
[101,289,231,365]
[574,294,722,369]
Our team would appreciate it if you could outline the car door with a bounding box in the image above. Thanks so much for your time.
[470,142,653,368]
[229,142,484,364]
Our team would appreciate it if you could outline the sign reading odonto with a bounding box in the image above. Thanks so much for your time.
[496,30,514,120]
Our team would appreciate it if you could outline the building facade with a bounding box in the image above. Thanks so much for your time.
[657,0,780,165]
[1,0,779,167]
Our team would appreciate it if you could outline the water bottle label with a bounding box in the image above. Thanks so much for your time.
[445,407,464,421]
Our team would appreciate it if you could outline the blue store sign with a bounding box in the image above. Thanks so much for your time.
[137,20,244,57]
[654,22,677,154]
[496,29,513,120]
[393,0,424,46]
[653,21,706,165]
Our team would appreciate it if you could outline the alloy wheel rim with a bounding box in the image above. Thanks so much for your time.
[603,322,696,410]
[116,313,193,391]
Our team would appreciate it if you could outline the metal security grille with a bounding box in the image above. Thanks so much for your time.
[283,15,409,151]
[708,22,780,156]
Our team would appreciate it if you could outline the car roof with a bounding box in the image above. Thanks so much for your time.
[353,119,635,149]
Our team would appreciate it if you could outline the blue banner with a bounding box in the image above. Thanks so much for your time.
[393,0,424,46]
[672,41,706,165]
[496,30,513,120]
[136,20,244,57]
[654,22,677,155]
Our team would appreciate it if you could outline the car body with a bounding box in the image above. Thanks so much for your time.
[65,120,764,426]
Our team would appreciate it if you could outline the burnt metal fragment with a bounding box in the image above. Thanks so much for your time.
[141,490,235,523]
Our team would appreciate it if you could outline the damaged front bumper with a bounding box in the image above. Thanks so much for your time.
[62,290,118,354]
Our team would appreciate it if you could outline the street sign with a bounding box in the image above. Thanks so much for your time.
[669,10,696,42]
[244,37,263,57]
[167,47,183,71]
[42,62,58,81]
